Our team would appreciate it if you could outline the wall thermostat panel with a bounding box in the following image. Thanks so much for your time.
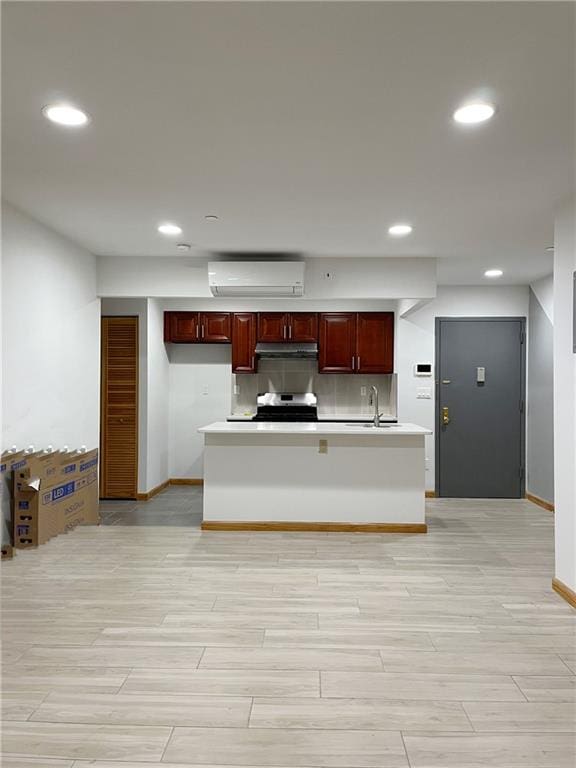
[414,363,432,377]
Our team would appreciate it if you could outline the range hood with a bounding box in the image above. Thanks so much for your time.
[255,342,318,359]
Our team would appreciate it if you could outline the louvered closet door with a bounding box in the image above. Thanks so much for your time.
[100,317,139,498]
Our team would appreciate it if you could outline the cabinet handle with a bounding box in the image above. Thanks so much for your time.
[196,325,199,339]
[284,326,287,339]
[351,356,355,371]
[251,356,255,370]
[289,326,292,339]
[357,356,360,370]
[202,325,205,339]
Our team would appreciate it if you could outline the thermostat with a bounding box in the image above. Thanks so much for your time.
[414,363,432,377]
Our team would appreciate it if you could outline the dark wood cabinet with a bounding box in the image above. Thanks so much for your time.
[200,312,232,343]
[257,312,318,342]
[164,312,231,343]
[232,313,258,373]
[257,313,287,342]
[318,313,357,373]
[164,312,200,342]
[356,313,394,373]
[319,312,394,374]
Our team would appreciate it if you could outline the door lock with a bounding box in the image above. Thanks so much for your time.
[442,406,450,426]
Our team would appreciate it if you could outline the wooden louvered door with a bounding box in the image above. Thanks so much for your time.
[100,317,139,498]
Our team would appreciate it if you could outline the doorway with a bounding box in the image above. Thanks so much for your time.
[435,317,526,498]
[100,316,139,499]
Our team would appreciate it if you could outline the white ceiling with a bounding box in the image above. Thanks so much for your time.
[2,1,574,284]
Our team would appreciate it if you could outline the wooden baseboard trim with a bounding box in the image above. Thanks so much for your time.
[552,578,576,609]
[425,491,436,498]
[526,492,554,512]
[136,479,170,501]
[170,478,204,486]
[201,521,427,533]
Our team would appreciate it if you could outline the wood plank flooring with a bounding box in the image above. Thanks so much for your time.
[1,492,575,767]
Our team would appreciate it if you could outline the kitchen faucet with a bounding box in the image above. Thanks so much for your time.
[369,385,382,427]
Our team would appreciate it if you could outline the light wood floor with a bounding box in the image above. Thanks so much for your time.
[2,495,575,767]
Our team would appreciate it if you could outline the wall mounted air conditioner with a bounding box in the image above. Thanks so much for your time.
[208,262,304,297]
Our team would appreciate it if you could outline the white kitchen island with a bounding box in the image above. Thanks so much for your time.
[198,422,431,532]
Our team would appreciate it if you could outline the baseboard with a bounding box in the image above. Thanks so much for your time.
[526,492,554,512]
[170,478,204,486]
[425,491,436,498]
[201,521,427,533]
[552,578,576,609]
[136,479,170,501]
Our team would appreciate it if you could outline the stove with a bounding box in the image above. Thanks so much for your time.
[253,392,318,422]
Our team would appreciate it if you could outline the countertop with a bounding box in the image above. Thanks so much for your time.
[227,413,396,423]
[199,421,431,436]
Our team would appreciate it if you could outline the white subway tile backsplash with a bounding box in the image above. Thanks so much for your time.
[231,361,397,418]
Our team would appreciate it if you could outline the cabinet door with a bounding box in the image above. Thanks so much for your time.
[356,312,394,373]
[164,312,200,342]
[232,313,258,373]
[289,312,318,342]
[318,313,357,373]
[200,312,232,343]
[258,312,288,342]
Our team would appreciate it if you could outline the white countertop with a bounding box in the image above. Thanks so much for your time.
[227,413,396,422]
[200,421,431,436]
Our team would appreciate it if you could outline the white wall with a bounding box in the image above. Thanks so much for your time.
[397,285,530,490]
[146,299,169,490]
[553,197,576,593]
[2,202,100,451]
[169,345,232,479]
[97,256,437,300]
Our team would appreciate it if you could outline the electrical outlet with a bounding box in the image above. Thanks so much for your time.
[319,439,328,454]
[360,386,367,396]
[416,387,432,399]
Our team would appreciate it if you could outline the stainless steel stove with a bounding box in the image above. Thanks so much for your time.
[253,392,318,422]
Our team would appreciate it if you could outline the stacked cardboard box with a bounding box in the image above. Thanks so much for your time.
[1,450,28,547]
[12,449,99,549]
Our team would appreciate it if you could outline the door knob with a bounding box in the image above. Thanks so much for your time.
[442,406,450,426]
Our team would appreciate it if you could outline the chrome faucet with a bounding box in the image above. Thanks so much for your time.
[369,385,382,427]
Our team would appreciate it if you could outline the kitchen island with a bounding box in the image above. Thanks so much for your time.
[198,422,431,532]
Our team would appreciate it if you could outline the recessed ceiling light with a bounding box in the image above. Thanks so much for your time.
[42,103,90,127]
[205,215,219,222]
[484,269,503,278]
[388,223,413,237]
[545,246,554,252]
[157,222,182,236]
[453,102,495,125]
[176,243,191,251]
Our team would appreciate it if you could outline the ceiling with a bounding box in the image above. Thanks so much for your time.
[2,1,574,284]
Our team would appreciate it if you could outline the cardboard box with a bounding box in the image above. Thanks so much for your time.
[59,449,99,483]
[1,451,27,547]
[13,451,100,549]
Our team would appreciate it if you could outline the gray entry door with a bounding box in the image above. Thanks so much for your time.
[436,318,526,498]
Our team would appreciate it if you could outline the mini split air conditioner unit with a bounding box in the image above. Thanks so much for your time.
[208,262,304,297]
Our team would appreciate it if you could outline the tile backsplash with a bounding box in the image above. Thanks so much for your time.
[232,359,397,418]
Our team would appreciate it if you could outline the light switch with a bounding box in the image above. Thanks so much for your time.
[476,366,486,384]
[416,387,432,399]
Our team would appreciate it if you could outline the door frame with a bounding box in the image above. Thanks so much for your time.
[434,316,527,498]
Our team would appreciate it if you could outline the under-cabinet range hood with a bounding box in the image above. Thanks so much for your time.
[255,342,318,359]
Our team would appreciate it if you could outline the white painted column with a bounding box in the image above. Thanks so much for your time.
[553,196,576,594]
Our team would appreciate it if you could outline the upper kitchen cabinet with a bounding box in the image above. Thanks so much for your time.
[164,311,200,342]
[318,312,394,374]
[232,313,258,373]
[164,312,231,343]
[318,313,357,373]
[356,312,394,374]
[257,312,318,342]
[200,312,232,342]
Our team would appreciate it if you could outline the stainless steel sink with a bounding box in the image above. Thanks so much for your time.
[345,423,393,428]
